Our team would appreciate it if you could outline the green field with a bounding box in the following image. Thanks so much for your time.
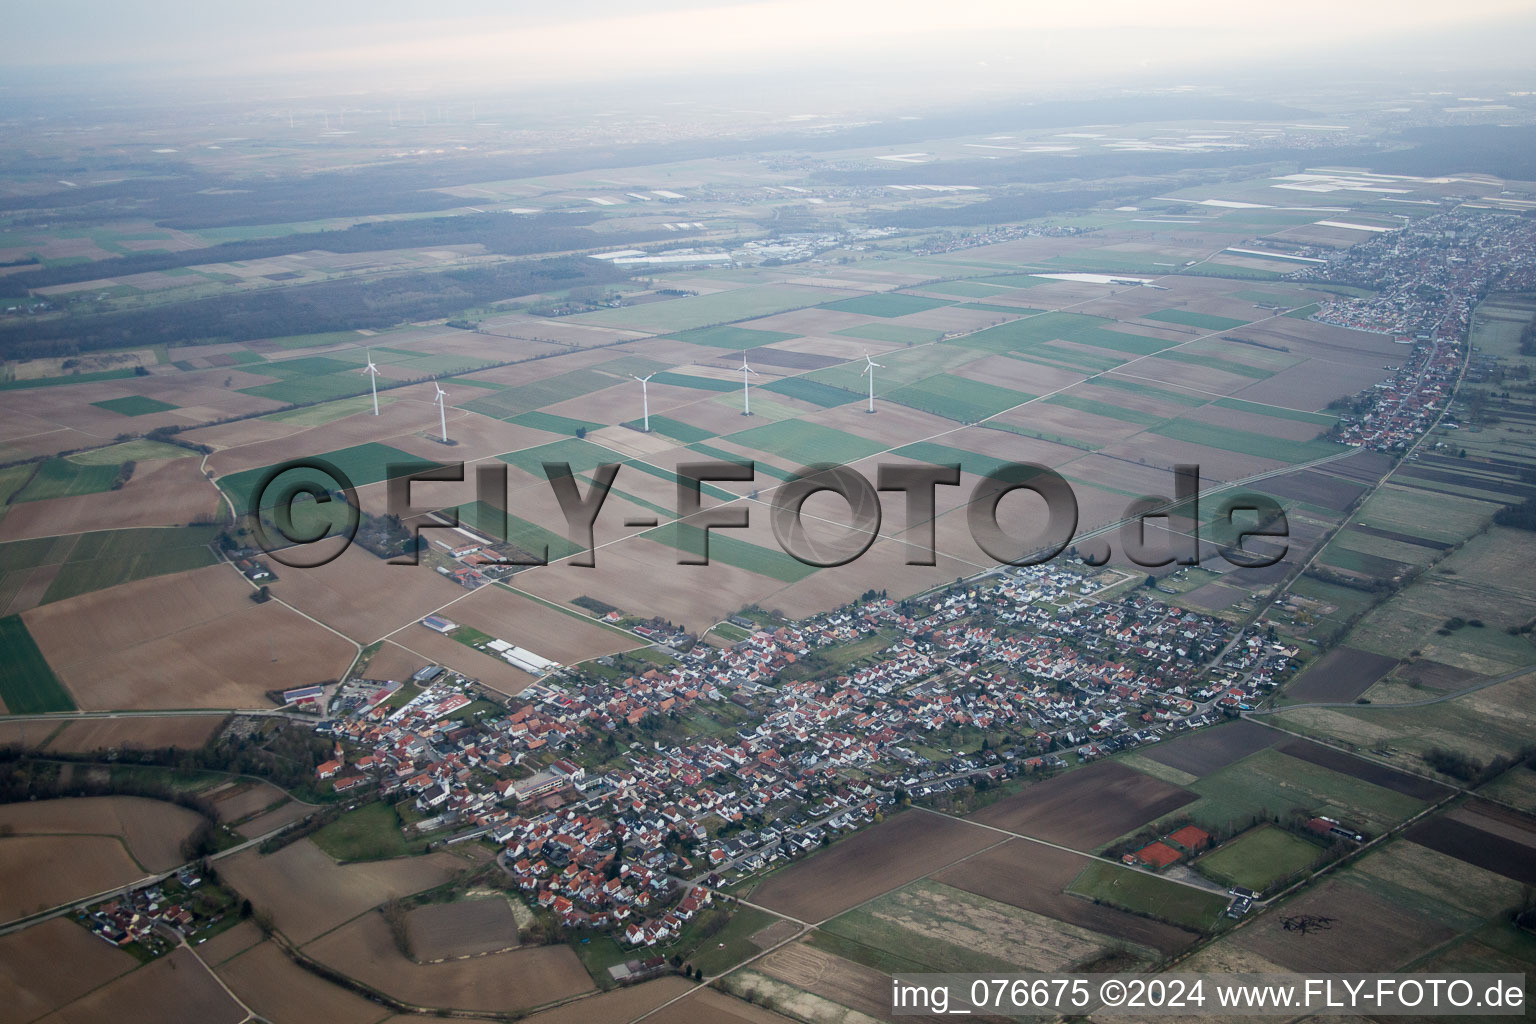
[1066,861,1228,931]
[1156,748,1426,840]
[819,293,951,318]
[263,395,391,426]
[1145,309,1252,332]
[571,285,826,333]
[807,344,985,393]
[1213,398,1336,426]
[640,522,817,582]
[670,325,798,349]
[1348,484,1499,545]
[235,354,370,405]
[760,377,860,409]
[834,324,944,345]
[892,441,1012,480]
[1192,824,1324,894]
[1045,393,1166,427]
[909,280,1008,298]
[266,330,367,350]
[629,415,715,443]
[648,371,738,393]
[0,615,74,712]
[499,438,616,477]
[66,440,196,465]
[238,373,370,405]
[90,396,179,416]
[886,373,1033,422]
[13,459,123,503]
[509,410,606,436]
[953,311,1169,358]
[956,302,1045,316]
[459,368,616,420]
[812,879,1113,975]
[723,419,885,466]
[1091,376,1209,408]
[1152,350,1273,379]
[1149,419,1345,464]
[218,442,427,515]
[311,801,410,861]
[1,525,222,605]
[0,368,138,391]
[0,465,35,504]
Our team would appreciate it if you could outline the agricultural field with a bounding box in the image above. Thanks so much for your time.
[218,940,393,1024]
[406,896,522,960]
[0,834,145,920]
[748,811,999,923]
[1229,877,1456,972]
[217,838,469,944]
[818,292,952,318]
[571,285,828,333]
[0,524,222,610]
[0,918,138,1024]
[34,946,246,1024]
[1141,720,1283,777]
[967,761,1197,849]
[310,800,410,861]
[1403,800,1536,885]
[304,910,592,1013]
[885,373,1033,422]
[22,564,356,709]
[10,459,123,504]
[0,796,203,872]
[1065,861,1229,931]
[0,614,74,712]
[217,440,428,515]
[90,395,179,416]
[721,418,886,466]
[1154,744,1434,839]
[812,879,1069,973]
[931,840,1201,957]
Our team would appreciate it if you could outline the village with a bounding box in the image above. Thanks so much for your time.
[294,559,1298,948]
[1299,208,1536,451]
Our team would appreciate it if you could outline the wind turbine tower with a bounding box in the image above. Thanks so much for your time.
[632,373,655,431]
[861,352,884,414]
[738,351,759,416]
[363,351,381,415]
[434,383,449,442]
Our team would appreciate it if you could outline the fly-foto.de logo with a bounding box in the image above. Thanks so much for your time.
[247,457,1287,572]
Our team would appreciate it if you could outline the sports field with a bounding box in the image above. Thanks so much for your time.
[1193,824,1323,893]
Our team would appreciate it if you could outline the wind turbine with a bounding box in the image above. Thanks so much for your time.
[362,351,380,415]
[631,373,655,432]
[433,383,449,443]
[737,351,759,416]
[861,352,884,414]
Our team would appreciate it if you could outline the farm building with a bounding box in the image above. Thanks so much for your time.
[421,615,457,633]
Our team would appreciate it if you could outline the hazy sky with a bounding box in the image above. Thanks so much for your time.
[10,0,1536,88]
